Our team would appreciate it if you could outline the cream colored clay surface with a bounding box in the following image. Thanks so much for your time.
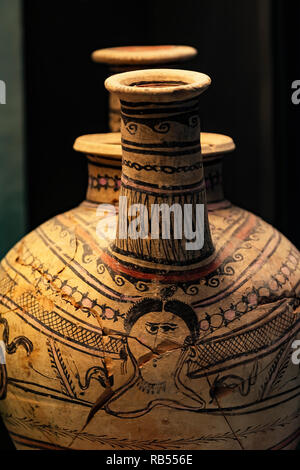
[0,69,299,451]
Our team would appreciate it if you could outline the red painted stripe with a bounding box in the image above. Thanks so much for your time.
[100,214,257,283]
[57,212,257,284]
[268,428,300,450]
[10,431,71,450]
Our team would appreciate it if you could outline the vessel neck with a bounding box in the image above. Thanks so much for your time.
[85,155,121,205]
[112,95,215,267]
[205,156,224,202]
[204,156,231,211]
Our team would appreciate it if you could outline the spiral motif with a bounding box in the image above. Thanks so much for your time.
[233,253,244,262]
[180,284,199,296]
[188,115,200,128]
[82,244,94,264]
[125,123,138,135]
[135,281,149,292]
[96,262,106,275]
[207,277,221,288]
[114,275,125,287]
[223,265,235,276]
[153,121,170,134]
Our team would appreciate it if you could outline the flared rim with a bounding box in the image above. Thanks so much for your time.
[92,45,197,65]
[105,69,211,102]
[73,133,121,159]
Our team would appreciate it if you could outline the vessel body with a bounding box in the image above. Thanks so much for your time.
[0,69,299,450]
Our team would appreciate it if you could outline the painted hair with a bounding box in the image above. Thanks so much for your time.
[124,297,199,338]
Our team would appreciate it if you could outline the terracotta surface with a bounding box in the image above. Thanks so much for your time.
[92,45,197,132]
[0,69,299,450]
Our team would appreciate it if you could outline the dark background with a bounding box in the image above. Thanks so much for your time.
[22,0,300,248]
[1,0,299,451]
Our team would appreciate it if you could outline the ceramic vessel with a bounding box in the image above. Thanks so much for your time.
[92,45,197,131]
[0,69,299,450]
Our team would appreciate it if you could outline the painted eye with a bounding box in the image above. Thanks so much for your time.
[160,323,178,333]
[161,325,172,333]
[145,323,159,335]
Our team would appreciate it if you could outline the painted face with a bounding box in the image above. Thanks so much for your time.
[127,311,190,383]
